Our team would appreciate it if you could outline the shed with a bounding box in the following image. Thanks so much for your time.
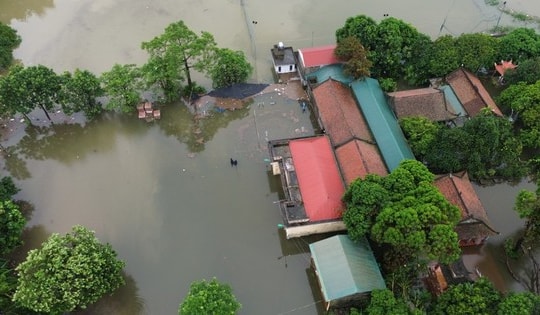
[270,42,297,74]
[309,235,386,310]
[350,78,415,171]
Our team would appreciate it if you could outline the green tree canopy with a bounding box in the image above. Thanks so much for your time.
[59,69,104,119]
[455,33,499,73]
[498,80,540,149]
[179,278,241,315]
[335,16,428,80]
[141,20,217,100]
[343,160,461,266]
[0,200,25,256]
[428,35,460,77]
[365,289,413,315]
[497,291,540,315]
[0,65,61,122]
[498,27,540,61]
[0,176,20,202]
[209,48,253,88]
[100,63,142,113]
[432,278,501,315]
[335,36,372,79]
[503,57,540,85]
[13,225,125,314]
[0,22,21,70]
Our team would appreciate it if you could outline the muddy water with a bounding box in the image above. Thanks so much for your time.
[2,1,540,314]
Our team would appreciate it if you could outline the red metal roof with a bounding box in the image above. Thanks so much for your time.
[298,45,340,68]
[289,136,345,221]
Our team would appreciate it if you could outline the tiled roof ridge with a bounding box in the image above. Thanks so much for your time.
[448,172,499,234]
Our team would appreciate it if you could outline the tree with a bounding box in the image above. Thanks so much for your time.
[428,35,460,78]
[209,48,253,88]
[0,200,25,256]
[335,15,378,50]
[100,63,142,113]
[504,57,540,85]
[141,20,217,100]
[399,116,440,158]
[335,36,372,79]
[0,65,61,122]
[370,17,427,79]
[365,289,412,315]
[455,33,499,73]
[0,176,20,201]
[179,278,241,315]
[497,292,540,315]
[13,225,125,314]
[498,80,540,149]
[59,69,104,119]
[432,277,501,315]
[0,22,21,70]
[343,160,461,266]
[498,27,540,62]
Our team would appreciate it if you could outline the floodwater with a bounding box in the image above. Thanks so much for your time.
[1,0,540,314]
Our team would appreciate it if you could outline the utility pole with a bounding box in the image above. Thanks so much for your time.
[496,1,507,30]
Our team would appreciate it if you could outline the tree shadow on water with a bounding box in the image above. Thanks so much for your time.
[74,271,145,315]
[157,101,250,153]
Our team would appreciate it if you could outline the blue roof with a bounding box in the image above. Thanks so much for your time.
[350,78,415,171]
[306,64,354,86]
[440,85,467,117]
[309,235,386,302]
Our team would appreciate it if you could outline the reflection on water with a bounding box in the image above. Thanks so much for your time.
[0,0,54,23]
[76,271,145,315]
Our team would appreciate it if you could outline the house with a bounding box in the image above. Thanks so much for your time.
[434,172,499,246]
[445,68,503,117]
[350,78,415,171]
[387,87,459,122]
[309,235,386,311]
[268,135,347,238]
[423,259,477,296]
[297,45,341,77]
[311,79,387,184]
[270,42,297,75]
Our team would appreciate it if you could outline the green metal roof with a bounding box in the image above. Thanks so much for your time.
[440,85,467,117]
[350,78,415,171]
[309,235,386,303]
[306,64,353,86]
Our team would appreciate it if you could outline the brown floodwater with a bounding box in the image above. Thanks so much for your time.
[2,1,540,314]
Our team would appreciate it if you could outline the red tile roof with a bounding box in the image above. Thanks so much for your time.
[387,88,457,122]
[298,45,340,68]
[434,172,498,240]
[335,140,388,185]
[313,79,374,146]
[289,136,345,221]
[446,68,503,117]
[494,60,517,76]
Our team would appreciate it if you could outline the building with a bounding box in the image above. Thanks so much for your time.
[350,78,415,171]
[445,68,503,117]
[309,235,386,311]
[270,42,297,75]
[434,172,499,246]
[268,135,347,238]
[387,87,459,122]
[297,45,341,78]
[311,79,387,184]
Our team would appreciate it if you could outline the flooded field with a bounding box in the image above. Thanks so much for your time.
[2,0,540,314]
